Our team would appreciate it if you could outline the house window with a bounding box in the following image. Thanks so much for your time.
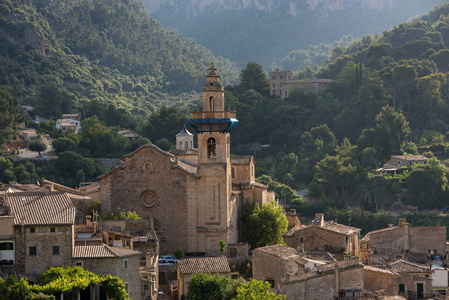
[300,237,304,243]
[209,96,214,111]
[272,76,276,80]
[230,248,237,258]
[231,167,235,179]
[0,242,13,250]
[76,261,83,267]
[280,75,283,79]
[144,284,149,290]
[29,246,37,256]
[272,83,275,88]
[124,259,128,269]
[124,282,129,295]
[207,138,216,158]
[399,284,405,292]
[52,246,60,255]
[179,142,182,148]
[30,228,35,233]
[50,227,55,233]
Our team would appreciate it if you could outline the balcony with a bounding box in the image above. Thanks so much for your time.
[190,110,237,119]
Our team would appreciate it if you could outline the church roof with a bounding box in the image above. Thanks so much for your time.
[176,125,193,136]
[178,256,231,274]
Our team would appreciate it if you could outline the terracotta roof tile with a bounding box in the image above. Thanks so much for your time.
[390,260,429,273]
[73,244,140,258]
[178,256,231,274]
[8,192,75,226]
[254,244,301,260]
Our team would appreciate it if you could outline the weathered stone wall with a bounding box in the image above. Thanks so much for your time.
[409,226,446,253]
[0,215,14,235]
[252,249,286,291]
[284,226,346,253]
[76,254,140,300]
[232,164,251,183]
[369,227,404,252]
[15,225,73,276]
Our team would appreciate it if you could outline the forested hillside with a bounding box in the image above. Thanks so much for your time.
[220,3,449,215]
[0,0,239,115]
[144,0,446,68]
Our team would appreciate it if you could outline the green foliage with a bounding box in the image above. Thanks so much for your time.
[28,140,47,156]
[235,62,269,97]
[0,267,127,300]
[187,272,234,300]
[219,240,227,255]
[102,208,141,220]
[234,279,285,300]
[174,248,184,260]
[0,0,239,116]
[242,201,288,248]
[0,89,24,145]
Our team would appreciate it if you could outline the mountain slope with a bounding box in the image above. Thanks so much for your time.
[0,0,239,114]
[143,0,448,68]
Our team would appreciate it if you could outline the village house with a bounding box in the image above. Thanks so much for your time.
[96,63,275,255]
[73,244,141,300]
[377,155,429,174]
[252,244,364,300]
[177,256,231,300]
[283,213,360,259]
[269,69,333,98]
[363,260,434,299]
[5,191,76,279]
[360,218,447,263]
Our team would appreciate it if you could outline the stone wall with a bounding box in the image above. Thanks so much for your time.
[409,226,446,253]
[252,249,286,291]
[0,215,14,236]
[363,268,395,294]
[284,226,347,253]
[14,225,73,276]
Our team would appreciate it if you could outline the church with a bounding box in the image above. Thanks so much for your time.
[98,63,275,254]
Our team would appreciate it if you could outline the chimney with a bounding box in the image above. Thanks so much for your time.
[314,213,324,227]
[399,218,407,228]
[45,185,51,195]
[388,224,393,228]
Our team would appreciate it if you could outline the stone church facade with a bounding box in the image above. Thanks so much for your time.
[98,64,274,254]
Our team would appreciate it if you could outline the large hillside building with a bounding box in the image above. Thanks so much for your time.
[98,63,275,255]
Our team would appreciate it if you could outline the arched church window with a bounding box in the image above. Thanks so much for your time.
[207,137,216,158]
[185,141,188,148]
[209,96,214,111]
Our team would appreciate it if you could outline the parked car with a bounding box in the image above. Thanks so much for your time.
[158,259,178,265]
[160,255,177,261]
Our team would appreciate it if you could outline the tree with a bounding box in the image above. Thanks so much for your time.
[374,105,410,160]
[186,272,234,300]
[35,83,74,119]
[52,137,76,154]
[219,240,227,255]
[234,279,285,300]
[242,201,288,248]
[236,62,270,96]
[0,90,24,145]
[28,140,47,157]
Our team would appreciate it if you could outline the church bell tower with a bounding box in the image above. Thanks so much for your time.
[188,63,238,253]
